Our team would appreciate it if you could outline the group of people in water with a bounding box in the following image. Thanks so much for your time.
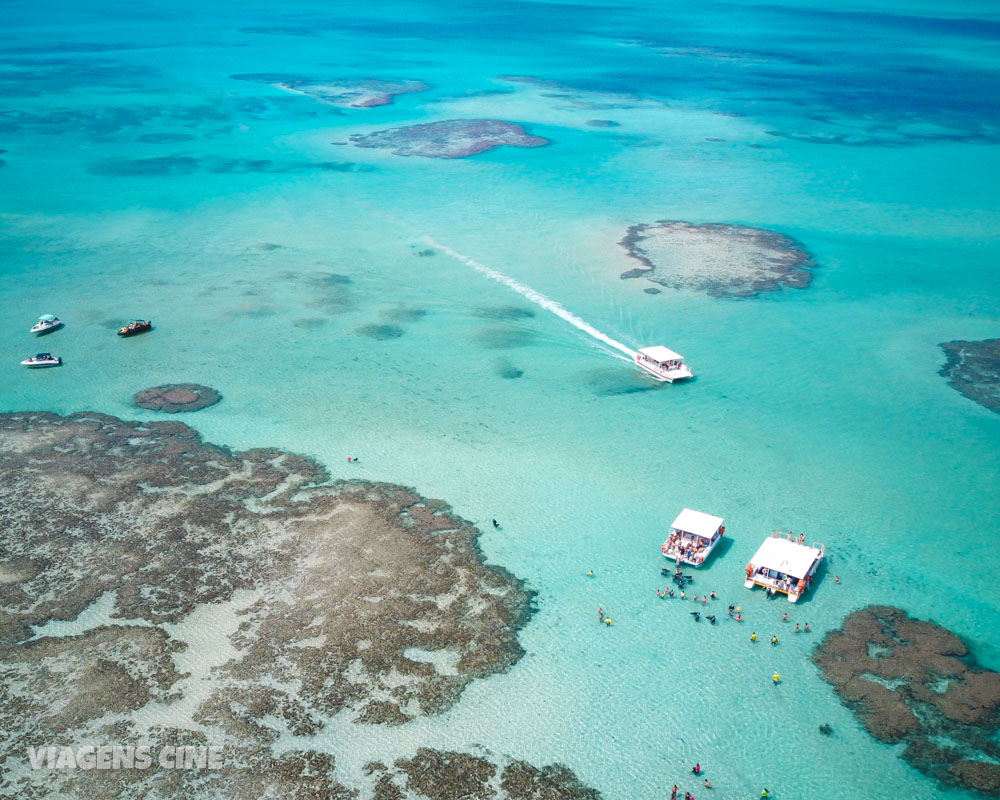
[669,766,769,798]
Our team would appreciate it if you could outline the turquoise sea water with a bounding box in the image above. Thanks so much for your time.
[2,0,1000,797]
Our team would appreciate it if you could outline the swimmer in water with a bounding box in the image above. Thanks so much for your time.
[680,591,686,600]
[704,778,712,788]
[834,575,841,583]
[702,595,708,604]
[736,612,743,621]
[707,615,716,624]
[771,635,778,645]
[805,622,810,632]
[795,623,800,632]
[751,632,757,642]
[782,612,788,622]
[692,763,701,775]
[710,590,717,599]
[492,519,500,528]
[691,611,701,621]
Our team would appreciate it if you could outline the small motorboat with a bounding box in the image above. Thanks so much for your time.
[117,319,152,337]
[30,314,63,334]
[21,353,62,368]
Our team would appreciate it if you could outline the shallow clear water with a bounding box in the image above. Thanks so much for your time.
[2,0,999,797]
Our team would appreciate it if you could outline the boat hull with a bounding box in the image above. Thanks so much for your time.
[30,322,62,334]
[21,361,61,368]
[661,537,722,567]
[118,323,152,337]
[636,360,693,383]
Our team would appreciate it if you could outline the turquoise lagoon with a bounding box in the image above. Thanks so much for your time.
[2,0,1000,797]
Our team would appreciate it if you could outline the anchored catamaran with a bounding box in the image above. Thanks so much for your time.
[744,532,825,603]
[661,508,725,567]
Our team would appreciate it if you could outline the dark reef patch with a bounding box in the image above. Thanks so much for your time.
[813,606,1000,795]
[350,119,550,159]
[89,155,371,177]
[585,119,620,127]
[473,327,536,350]
[939,338,1000,414]
[134,383,221,413]
[292,317,328,330]
[137,132,197,143]
[473,305,535,321]
[368,750,603,800]
[619,220,815,298]
[495,359,525,380]
[238,26,320,37]
[356,324,405,340]
[293,271,356,314]
[381,307,428,323]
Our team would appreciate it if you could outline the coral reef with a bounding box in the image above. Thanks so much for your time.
[366,749,603,800]
[939,338,1000,414]
[133,383,221,412]
[619,220,815,298]
[350,119,550,158]
[0,412,584,798]
[230,74,428,108]
[813,606,1000,795]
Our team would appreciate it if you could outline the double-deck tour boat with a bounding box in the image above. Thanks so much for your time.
[21,353,62,368]
[30,314,62,334]
[635,346,693,383]
[661,508,725,566]
[744,532,825,603]
[117,319,152,337]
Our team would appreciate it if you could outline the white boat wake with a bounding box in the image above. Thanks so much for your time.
[424,237,636,360]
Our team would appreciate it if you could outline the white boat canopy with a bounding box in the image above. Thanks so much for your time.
[638,346,684,362]
[670,508,723,539]
[748,537,821,579]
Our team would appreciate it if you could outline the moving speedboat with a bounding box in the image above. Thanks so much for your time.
[30,314,63,334]
[117,319,152,337]
[21,353,62,367]
[635,346,693,383]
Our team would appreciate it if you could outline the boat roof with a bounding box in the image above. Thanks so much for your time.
[38,314,57,321]
[638,345,683,362]
[749,536,822,579]
[670,508,723,539]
